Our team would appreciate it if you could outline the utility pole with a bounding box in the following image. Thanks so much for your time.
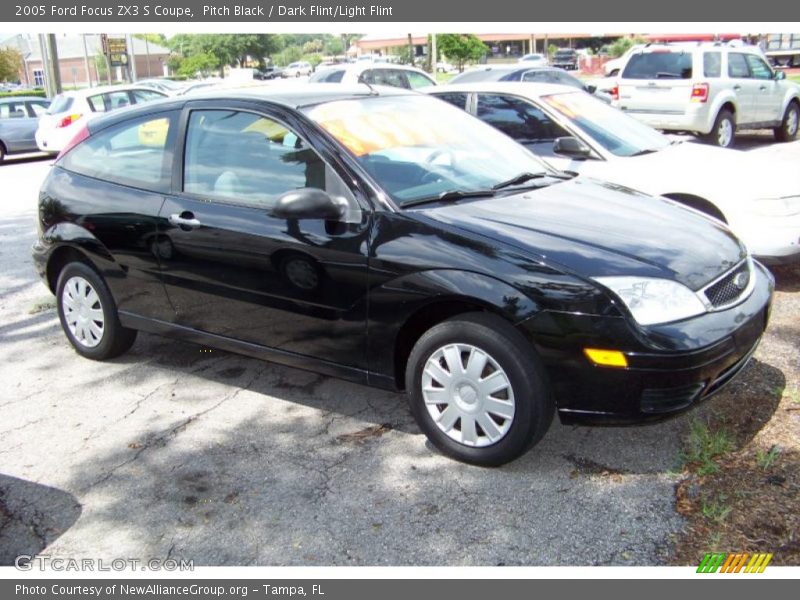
[407,33,414,67]
[145,36,152,77]
[82,34,92,87]
[127,34,137,82]
[430,33,437,74]
[45,34,62,93]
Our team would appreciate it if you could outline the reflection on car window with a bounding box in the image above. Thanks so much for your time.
[360,69,410,89]
[744,54,772,79]
[87,94,106,112]
[132,89,166,103]
[623,52,693,79]
[305,95,551,206]
[405,71,435,89]
[728,53,750,78]
[542,91,670,157]
[27,101,50,117]
[183,110,329,209]
[432,92,469,110]
[703,52,721,77]
[477,94,569,156]
[60,112,175,192]
[0,101,28,119]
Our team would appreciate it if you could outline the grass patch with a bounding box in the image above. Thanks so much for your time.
[701,492,732,524]
[28,298,56,314]
[680,418,733,475]
[755,445,781,469]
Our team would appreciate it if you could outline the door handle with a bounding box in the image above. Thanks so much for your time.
[733,85,741,91]
[759,86,767,91]
[169,212,201,229]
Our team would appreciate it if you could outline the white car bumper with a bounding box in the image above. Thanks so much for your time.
[734,213,800,265]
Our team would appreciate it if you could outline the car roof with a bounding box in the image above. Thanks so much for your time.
[450,65,571,83]
[425,81,579,99]
[87,83,418,130]
[315,62,431,76]
[58,84,164,99]
[0,96,49,102]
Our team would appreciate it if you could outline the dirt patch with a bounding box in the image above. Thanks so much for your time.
[669,264,800,566]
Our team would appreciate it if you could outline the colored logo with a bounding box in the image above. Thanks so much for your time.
[697,552,773,573]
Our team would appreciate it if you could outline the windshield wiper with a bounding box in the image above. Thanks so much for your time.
[402,189,496,208]
[629,148,659,156]
[492,171,573,191]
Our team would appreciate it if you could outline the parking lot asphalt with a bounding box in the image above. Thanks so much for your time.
[1,139,798,566]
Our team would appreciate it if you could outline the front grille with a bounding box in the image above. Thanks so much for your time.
[704,260,751,308]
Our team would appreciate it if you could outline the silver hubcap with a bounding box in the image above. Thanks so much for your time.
[422,343,515,448]
[787,108,799,136]
[62,276,105,348]
[718,118,733,147]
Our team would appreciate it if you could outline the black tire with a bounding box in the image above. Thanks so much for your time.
[405,312,554,467]
[703,109,736,148]
[55,262,137,360]
[0,142,6,163]
[774,102,799,142]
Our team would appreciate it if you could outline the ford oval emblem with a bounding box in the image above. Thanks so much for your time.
[733,272,749,290]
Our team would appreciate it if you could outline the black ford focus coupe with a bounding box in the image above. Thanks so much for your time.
[32,85,773,466]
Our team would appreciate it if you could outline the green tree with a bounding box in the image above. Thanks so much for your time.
[437,34,487,72]
[273,46,303,67]
[608,36,647,58]
[0,47,22,82]
[178,52,218,78]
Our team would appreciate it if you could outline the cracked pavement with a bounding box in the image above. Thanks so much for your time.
[1,140,796,566]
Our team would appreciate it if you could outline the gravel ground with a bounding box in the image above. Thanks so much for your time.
[1,140,798,566]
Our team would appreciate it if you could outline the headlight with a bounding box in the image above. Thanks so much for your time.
[747,196,800,217]
[593,277,707,326]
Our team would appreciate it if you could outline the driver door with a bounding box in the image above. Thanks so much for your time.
[157,101,371,370]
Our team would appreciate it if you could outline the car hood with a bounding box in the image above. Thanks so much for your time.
[414,177,745,290]
[602,141,800,201]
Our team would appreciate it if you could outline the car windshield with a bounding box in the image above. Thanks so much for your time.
[541,91,670,157]
[304,95,553,206]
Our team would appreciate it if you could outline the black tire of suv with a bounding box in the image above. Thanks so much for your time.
[0,143,6,163]
[405,312,555,467]
[704,109,736,148]
[56,262,137,360]
[774,102,800,143]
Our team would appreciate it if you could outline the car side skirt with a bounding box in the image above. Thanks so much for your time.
[118,312,398,392]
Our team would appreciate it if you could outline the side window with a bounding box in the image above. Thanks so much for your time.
[360,69,410,89]
[553,72,583,89]
[744,54,772,80]
[521,70,550,83]
[703,52,722,77]
[728,53,750,78]
[60,112,176,192]
[476,94,569,157]
[432,92,469,110]
[132,89,166,103]
[87,94,106,112]
[183,110,352,212]
[106,91,132,111]
[27,101,50,117]
[0,101,27,119]
[405,71,435,89]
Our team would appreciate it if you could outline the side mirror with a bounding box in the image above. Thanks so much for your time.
[553,136,592,159]
[774,70,786,81]
[584,84,597,94]
[273,188,345,220]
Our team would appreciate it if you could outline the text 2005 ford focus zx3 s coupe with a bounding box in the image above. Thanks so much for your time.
[32,85,773,466]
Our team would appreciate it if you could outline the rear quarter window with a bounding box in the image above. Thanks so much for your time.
[622,52,693,79]
[47,95,73,114]
[703,52,722,77]
[59,111,177,193]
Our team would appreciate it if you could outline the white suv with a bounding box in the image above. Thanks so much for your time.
[615,43,800,147]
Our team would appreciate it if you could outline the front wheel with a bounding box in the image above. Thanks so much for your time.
[703,109,736,148]
[405,312,554,466]
[774,102,799,142]
[56,262,137,360]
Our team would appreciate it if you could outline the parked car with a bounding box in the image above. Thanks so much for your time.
[519,53,548,67]
[33,85,773,466]
[551,48,579,70]
[603,44,645,77]
[254,67,283,80]
[425,82,800,265]
[136,78,186,95]
[281,61,313,78]
[615,43,800,147]
[449,65,611,102]
[35,85,167,154]
[0,96,51,162]
[309,63,436,89]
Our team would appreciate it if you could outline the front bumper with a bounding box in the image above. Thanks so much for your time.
[732,213,800,265]
[518,260,774,424]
